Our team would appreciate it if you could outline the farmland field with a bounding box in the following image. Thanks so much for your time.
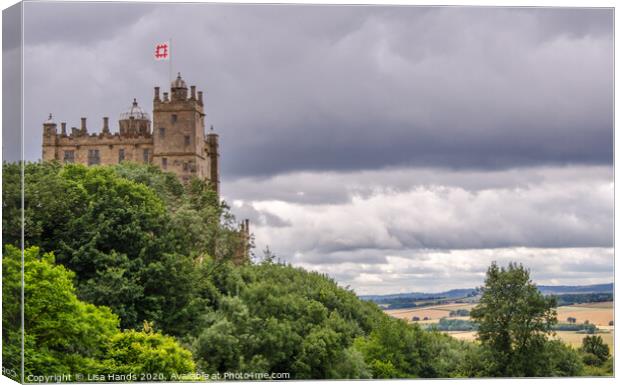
[552,331,615,354]
[384,301,614,351]
[385,303,476,322]
[556,304,614,326]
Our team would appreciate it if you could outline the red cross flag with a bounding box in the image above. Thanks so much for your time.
[154,41,170,61]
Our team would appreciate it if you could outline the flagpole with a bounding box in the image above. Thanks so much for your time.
[169,37,173,84]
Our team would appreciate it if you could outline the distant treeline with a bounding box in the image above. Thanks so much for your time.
[373,292,612,311]
[549,293,613,307]
[427,319,601,334]
[380,297,448,310]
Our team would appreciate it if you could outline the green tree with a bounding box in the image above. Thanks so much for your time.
[580,335,610,366]
[2,162,243,334]
[470,262,566,376]
[101,330,195,380]
[3,245,119,375]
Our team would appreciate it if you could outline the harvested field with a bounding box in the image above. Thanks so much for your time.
[446,329,614,354]
[556,305,613,326]
[444,331,478,342]
[552,330,614,354]
[385,308,452,321]
[385,303,476,322]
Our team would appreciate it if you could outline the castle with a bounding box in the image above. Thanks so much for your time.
[42,73,250,263]
[42,73,220,193]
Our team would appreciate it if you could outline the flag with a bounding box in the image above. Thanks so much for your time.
[154,41,170,61]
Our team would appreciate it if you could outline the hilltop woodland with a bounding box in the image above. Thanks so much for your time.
[2,162,613,380]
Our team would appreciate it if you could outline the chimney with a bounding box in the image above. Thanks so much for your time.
[61,122,67,136]
[154,86,160,101]
[102,117,110,133]
[197,91,203,105]
[80,117,87,133]
[163,92,169,102]
[190,85,196,99]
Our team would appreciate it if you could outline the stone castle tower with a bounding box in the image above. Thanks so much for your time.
[42,73,220,194]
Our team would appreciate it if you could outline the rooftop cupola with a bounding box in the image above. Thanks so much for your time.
[119,98,151,136]
[171,72,188,101]
[120,98,150,121]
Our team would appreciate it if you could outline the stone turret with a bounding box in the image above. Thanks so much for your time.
[206,125,220,194]
[41,114,58,161]
[152,73,212,184]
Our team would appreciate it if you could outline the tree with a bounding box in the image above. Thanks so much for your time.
[2,244,195,377]
[2,245,119,375]
[580,335,610,366]
[2,162,243,333]
[100,329,195,380]
[470,262,559,376]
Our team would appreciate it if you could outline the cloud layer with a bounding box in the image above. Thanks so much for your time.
[227,165,613,293]
[21,4,612,176]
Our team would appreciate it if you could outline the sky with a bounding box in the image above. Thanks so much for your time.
[11,2,614,294]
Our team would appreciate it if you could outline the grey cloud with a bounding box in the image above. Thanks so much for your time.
[247,166,612,262]
[296,247,613,294]
[23,2,157,47]
[291,249,389,265]
[20,4,612,177]
[231,201,291,228]
[222,165,612,205]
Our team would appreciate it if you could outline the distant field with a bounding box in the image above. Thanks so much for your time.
[385,303,475,322]
[444,331,477,342]
[444,330,615,354]
[556,305,613,326]
[552,331,615,354]
[384,301,614,352]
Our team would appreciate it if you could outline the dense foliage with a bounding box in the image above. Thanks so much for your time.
[2,162,611,379]
[2,245,194,379]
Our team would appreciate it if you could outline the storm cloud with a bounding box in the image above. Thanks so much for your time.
[21,4,612,175]
[17,3,614,293]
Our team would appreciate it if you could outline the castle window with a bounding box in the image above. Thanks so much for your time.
[162,157,168,169]
[183,162,189,172]
[87,149,100,165]
[143,149,150,163]
[63,150,75,164]
[171,114,177,124]
[118,148,125,163]
[159,127,165,139]
[184,135,190,146]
